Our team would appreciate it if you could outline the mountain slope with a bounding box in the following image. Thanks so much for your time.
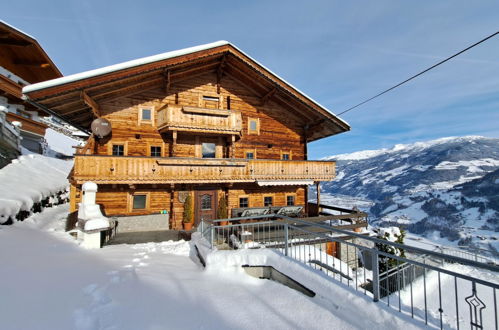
[322,136,499,252]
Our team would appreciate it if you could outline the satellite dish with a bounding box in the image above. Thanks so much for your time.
[90,118,112,138]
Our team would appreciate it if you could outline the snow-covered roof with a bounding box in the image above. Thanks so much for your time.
[0,20,36,41]
[22,41,348,127]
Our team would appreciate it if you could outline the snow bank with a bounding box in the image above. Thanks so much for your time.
[0,154,72,223]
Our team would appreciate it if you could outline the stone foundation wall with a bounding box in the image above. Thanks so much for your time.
[114,214,169,233]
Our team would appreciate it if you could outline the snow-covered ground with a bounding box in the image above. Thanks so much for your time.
[0,205,429,330]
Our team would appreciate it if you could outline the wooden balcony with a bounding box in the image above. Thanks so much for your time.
[0,112,21,152]
[71,155,335,184]
[157,105,242,136]
[6,113,48,137]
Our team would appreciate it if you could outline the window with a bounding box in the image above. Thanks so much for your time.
[200,95,221,109]
[202,143,216,158]
[150,146,162,157]
[139,107,154,124]
[281,150,292,160]
[201,194,212,210]
[287,195,295,206]
[112,144,124,156]
[203,95,219,102]
[133,195,147,209]
[264,196,273,207]
[141,108,151,120]
[248,118,260,135]
[246,152,254,159]
[239,197,249,208]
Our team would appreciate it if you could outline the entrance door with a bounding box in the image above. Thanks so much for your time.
[195,190,217,226]
[326,241,339,258]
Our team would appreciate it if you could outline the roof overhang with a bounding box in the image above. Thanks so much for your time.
[22,41,350,141]
[257,180,315,186]
[0,20,62,84]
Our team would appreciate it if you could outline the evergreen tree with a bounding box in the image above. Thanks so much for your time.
[375,227,406,273]
[183,194,193,224]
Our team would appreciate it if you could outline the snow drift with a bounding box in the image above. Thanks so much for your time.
[0,154,72,223]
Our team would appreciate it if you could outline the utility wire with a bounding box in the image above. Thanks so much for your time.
[337,30,499,116]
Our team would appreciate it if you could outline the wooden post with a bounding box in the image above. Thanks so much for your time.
[171,130,177,157]
[69,184,77,213]
[316,181,321,208]
[229,135,235,158]
[169,184,175,230]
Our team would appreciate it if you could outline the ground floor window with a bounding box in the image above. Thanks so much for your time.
[133,194,147,209]
[286,195,295,206]
[264,196,273,207]
[239,197,249,208]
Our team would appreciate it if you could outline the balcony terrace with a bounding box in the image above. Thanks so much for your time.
[157,105,242,136]
[71,155,335,184]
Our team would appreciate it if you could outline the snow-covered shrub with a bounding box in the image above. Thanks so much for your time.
[375,226,406,273]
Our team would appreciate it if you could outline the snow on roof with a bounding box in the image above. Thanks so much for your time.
[0,20,37,41]
[22,40,348,127]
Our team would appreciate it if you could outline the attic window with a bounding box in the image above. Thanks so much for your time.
[141,109,151,120]
[248,118,260,135]
[203,96,219,102]
[200,94,221,109]
[139,107,154,125]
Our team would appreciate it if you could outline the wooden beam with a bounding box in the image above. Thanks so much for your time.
[163,69,171,95]
[0,38,31,46]
[216,55,226,93]
[260,87,276,106]
[81,91,101,117]
[95,78,162,103]
[13,60,50,68]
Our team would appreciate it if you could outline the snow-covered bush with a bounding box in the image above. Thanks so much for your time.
[375,226,406,273]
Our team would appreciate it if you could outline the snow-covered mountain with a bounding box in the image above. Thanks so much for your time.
[322,136,499,252]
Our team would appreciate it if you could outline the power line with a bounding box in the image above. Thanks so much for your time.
[337,30,499,116]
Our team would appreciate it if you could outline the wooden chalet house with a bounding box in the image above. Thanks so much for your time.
[0,20,61,159]
[23,41,350,230]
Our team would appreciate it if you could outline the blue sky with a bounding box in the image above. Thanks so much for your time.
[4,1,499,159]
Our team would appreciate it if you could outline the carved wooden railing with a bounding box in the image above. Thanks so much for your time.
[71,156,335,184]
[157,105,242,136]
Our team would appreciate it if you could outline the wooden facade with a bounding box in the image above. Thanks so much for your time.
[23,41,350,230]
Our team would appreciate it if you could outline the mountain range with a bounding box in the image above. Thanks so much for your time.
[320,136,499,253]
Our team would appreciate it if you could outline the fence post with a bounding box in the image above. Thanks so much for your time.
[210,226,214,249]
[284,223,289,256]
[372,249,380,302]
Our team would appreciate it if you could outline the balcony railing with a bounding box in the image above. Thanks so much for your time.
[157,105,242,136]
[0,111,21,151]
[71,155,335,184]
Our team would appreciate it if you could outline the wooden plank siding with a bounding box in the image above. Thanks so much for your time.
[80,72,307,161]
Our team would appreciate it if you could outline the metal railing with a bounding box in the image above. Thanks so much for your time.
[199,215,499,330]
